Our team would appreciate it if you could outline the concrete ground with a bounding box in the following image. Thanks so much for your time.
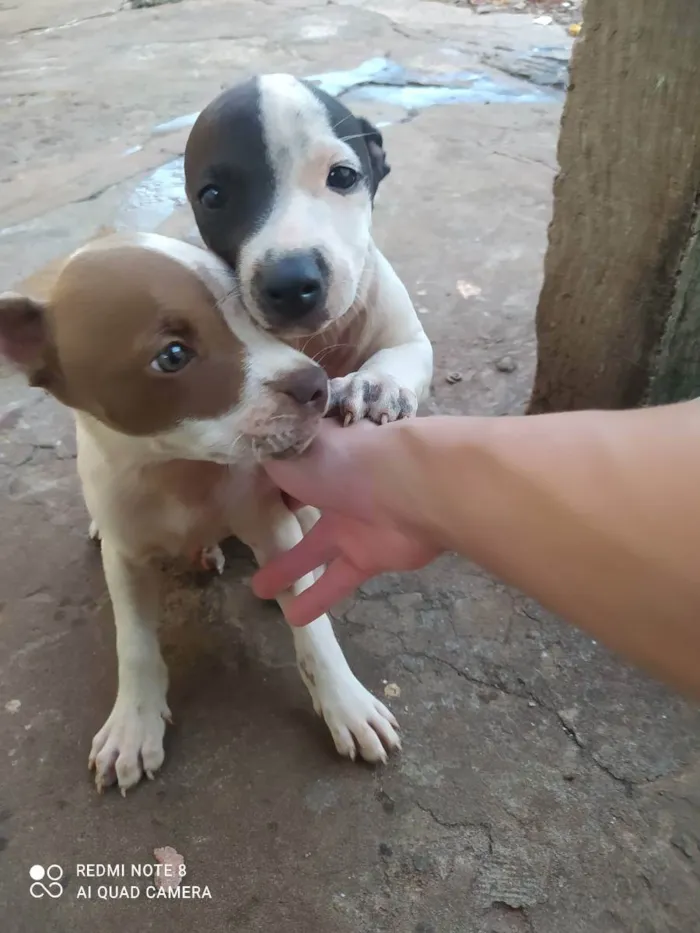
[0,1,698,931]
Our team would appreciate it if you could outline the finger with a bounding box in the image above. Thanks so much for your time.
[263,456,316,503]
[252,518,340,599]
[283,556,368,627]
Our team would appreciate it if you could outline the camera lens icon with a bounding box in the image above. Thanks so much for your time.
[29,864,64,898]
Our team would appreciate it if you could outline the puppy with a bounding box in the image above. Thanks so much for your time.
[184,74,433,424]
[0,233,399,795]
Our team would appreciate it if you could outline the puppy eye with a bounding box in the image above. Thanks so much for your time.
[326,165,361,193]
[150,342,195,374]
[198,184,226,210]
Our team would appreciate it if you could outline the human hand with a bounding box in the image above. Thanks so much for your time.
[252,420,443,625]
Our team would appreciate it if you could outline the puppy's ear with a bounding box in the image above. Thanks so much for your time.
[357,117,391,196]
[0,292,57,389]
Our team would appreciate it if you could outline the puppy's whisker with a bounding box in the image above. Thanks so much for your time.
[312,342,353,364]
[332,113,356,133]
[217,284,242,307]
[338,131,374,144]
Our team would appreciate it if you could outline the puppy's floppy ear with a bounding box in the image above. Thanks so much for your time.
[357,117,391,196]
[0,292,57,389]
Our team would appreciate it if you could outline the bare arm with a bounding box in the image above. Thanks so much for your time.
[256,402,700,698]
[381,403,700,697]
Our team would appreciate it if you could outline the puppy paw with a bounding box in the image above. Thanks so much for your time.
[89,693,171,795]
[302,669,400,763]
[329,372,417,426]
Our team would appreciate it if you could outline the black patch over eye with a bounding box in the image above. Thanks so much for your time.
[150,342,195,374]
[326,165,361,193]
[198,184,226,210]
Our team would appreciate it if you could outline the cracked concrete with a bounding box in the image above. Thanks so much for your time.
[1,1,699,931]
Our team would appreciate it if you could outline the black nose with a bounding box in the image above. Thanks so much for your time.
[256,251,327,320]
[273,366,329,412]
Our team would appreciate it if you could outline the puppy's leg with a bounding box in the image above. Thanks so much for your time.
[295,505,320,537]
[295,505,323,581]
[89,539,170,795]
[251,504,400,764]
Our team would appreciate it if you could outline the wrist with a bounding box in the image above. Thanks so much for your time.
[366,416,490,550]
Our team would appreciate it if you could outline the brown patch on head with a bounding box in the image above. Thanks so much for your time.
[1,245,247,436]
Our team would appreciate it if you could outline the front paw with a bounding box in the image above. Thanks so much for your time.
[329,372,417,426]
[301,666,401,763]
[89,692,171,795]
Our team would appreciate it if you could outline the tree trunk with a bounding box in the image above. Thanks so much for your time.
[528,0,700,414]
[648,205,700,404]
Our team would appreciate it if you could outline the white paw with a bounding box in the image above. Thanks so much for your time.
[329,372,417,426]
[301,667,401,763]
[89,692,171,795]
[88,520,101,543]
[197,545,225,575]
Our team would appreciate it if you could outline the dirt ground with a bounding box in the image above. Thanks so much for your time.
[0,2,698,932]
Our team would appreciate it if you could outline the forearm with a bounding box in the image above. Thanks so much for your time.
[378,404,700,697]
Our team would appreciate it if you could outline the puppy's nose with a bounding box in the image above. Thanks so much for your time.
[256,251,327,320]
[274,366,329,412]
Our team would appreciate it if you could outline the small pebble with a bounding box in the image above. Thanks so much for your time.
[495,355,516,373]
[412,853,432,873]
[446,371,463,384]
[384,682,401,698]
[379,842,393,857]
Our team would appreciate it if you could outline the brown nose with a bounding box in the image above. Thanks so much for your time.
[273,366,329,412]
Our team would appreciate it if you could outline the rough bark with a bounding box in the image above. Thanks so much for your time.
[648,202,700,404]
[529,0,700,413]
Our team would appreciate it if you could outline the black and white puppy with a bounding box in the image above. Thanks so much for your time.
[184,74,433,424]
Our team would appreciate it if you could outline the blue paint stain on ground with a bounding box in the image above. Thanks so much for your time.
[306,56,557,107]
[145,56,559,144]
[116,158,186,231]
[124,57,557,230]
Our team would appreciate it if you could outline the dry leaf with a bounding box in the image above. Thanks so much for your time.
[154,846,185,891]
[456,280,482,300]
[384,683,401,698]
[568,23,582,37]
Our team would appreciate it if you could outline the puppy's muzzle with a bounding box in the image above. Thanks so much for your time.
[255,364,329,460]
[270,364,329,415]
[254,250,329,327]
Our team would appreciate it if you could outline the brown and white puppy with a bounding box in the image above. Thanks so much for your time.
[0,233,399,795]
[184,74,433,424]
